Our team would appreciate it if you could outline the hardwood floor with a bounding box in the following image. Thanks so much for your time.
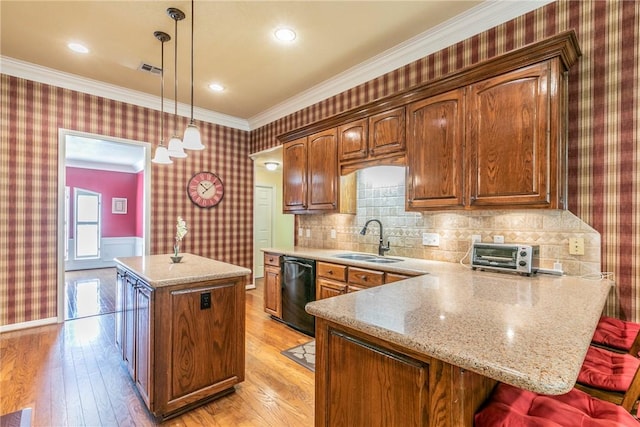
[65,268,117,320]
[0,278,315,426]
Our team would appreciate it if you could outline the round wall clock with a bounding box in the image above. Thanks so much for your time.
[187,171,224,208]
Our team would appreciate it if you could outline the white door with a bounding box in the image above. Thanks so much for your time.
[254,185,274,278]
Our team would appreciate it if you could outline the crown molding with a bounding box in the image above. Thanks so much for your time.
[0,56,251,131]
[248,0,554,129]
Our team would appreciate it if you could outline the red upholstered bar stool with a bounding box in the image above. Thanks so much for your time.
[475,382,640,426]
[575,343,640,411]
[592,316,640,354]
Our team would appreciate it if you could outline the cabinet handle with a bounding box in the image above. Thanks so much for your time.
[359,275,368,281]
[327,270,334,275]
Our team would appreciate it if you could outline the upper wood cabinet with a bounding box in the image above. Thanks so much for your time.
[279,31,580,212]
[467,61,559,208]
[283,129,339,213]
[338,107,406,174]
[407,88,465,210]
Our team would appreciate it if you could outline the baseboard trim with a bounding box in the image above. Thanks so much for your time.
[0,317,58,333]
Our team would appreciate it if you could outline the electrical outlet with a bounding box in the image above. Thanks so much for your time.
[493,235,505,244]
[330,229,337,239]
[569,237,585,255]
[471,234,481,243]
[422,233,440,247]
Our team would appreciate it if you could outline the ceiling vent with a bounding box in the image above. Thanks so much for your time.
[138,62,162,75]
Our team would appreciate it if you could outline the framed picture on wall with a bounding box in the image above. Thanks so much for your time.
[112,198,127,214]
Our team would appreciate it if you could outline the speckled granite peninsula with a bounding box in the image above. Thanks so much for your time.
[263,247,612,426]
[114,253,251,420]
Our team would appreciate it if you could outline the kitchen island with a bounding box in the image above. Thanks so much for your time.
[114,253,251,421]
[304,256,612,426]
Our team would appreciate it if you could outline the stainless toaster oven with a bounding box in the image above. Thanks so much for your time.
[471,242,539,276]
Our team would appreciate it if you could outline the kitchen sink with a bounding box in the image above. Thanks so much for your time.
[334,253,377,261]
[333,253,403,264]
[366,257,403,264]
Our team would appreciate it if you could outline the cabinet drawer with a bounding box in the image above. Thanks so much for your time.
[264,253,281,267]
[317,262,347,282]
[348,267,384,287]
[385,272,413,284]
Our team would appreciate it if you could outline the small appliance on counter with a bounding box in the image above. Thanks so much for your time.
[471,242,539,276]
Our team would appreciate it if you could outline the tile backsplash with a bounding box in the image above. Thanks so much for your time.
[296,166,601,276]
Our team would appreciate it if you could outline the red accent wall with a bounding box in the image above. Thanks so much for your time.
[66,167,141,238]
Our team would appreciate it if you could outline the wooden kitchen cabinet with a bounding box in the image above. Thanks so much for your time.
[283,129,339,213]
[406,88,465,210]
[315,260,415,300]
[263,252,282,318]
[467,61,562,208]
[338,107,406,174]
[314,318,497,427]
[115,265,246,421]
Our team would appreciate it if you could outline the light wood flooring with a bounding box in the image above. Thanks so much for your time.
[65,268,117,320]
[0,277,315,426]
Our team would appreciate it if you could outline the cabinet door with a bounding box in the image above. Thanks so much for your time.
[467,62,551,207]
[307,129,338,210]
[324,330,429,426]
[264,265,282,318]
[407,89,465,209]
[135,284,153,408]
[123,276,136,378]
[338,119,368,162]
[283,137,308,212]
[316,278,347,300]
[115,269,125,352]
[369,107,406,157]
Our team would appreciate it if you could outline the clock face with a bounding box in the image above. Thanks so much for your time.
[187,172,224,208]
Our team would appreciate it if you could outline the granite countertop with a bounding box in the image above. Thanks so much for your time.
[263,247,612,395]
[114,253,251,288]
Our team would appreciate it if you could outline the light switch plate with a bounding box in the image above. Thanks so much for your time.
[305,229,311,238]
[330,229,337,239]
[569,237,585,255]
[422,233,440,246]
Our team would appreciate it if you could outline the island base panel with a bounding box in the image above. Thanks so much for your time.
[314,319,497,427]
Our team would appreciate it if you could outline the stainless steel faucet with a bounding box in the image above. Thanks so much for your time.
[359,219,390,256]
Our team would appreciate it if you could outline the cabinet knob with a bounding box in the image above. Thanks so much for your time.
[328,270,334,275]
[359,275,368,281]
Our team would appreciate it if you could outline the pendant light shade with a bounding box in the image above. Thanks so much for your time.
[152,30,173,165]
[182,0,205,151]
[183,122,204,150]
[166,7,187,159]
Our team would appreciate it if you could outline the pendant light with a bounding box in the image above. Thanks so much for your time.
[182,0,205,150]
[151,31,173,165]
[166,7,187,159]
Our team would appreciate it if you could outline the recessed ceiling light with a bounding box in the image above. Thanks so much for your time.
[274,27,296,42]
[68,42,89,54]
[208,83,224,92]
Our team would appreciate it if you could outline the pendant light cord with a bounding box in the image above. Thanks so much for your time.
[173,15,179,136]
[190,0,195,123]
[161,38,165,144]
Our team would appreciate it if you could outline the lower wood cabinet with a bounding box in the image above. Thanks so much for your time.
[115,267,246,421]
[315,319,497,427]
[263,253,282,318]
[316,261,416,300]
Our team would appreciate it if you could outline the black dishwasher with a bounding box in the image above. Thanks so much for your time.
[281,256,316,337]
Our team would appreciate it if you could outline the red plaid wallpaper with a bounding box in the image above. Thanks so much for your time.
[0,77,253,326]
[250,1,640,321]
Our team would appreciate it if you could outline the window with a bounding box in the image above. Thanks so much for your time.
[75,188,101,259]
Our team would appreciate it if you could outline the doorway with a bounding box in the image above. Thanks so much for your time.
[57,129,151,321]
[254,185,275,278]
